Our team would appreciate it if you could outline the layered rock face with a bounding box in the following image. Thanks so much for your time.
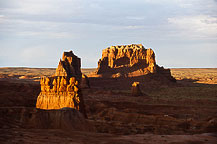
[36,76,81,110]
[96,44,157,76]
[36,51,86,117]
[54,51,82,80]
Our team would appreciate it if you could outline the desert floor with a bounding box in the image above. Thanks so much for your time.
[0,67,217,144]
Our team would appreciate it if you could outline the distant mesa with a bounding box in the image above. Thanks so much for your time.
[36,51,86,117]
[95,44,174,79]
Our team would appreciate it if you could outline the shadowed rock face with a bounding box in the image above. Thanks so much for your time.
[80,74,90,89]
[55,51,82,80]
[0,107,94,131]
[28,108,93,131]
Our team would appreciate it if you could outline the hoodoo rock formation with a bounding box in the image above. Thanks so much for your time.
[36,76,81,110]
[36,51,86,117]
[96,44,172,78]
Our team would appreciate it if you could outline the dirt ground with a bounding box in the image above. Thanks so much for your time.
[0,67,217,143]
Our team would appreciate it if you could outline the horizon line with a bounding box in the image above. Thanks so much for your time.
[0,66,217,69]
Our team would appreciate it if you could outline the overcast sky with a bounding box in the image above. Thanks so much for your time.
[0,0,217,68]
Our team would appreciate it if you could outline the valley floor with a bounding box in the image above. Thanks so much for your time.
[0,68,217,143]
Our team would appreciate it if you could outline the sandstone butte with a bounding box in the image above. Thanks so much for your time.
[96,44,173,78]
[36,51,86,117]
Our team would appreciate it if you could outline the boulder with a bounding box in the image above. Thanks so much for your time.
[131,82,143,96]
